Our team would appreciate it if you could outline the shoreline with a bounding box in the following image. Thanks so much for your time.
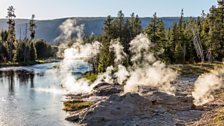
[0,58,61,68]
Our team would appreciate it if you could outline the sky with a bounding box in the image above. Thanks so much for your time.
[0,0,218,20]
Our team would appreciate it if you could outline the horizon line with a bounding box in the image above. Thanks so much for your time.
[0,16,198,21]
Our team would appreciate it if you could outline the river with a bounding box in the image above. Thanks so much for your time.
[0,63,74,126]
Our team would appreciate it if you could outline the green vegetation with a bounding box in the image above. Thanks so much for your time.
[35,59,47,63]
[87,0,224,74]
[35,39,56,59]
[171,62,224,75]
[82,73,98,82]
[0,6,57,66]
[0,59,50,67]
[63,100,95,111]
[1,1,224,71]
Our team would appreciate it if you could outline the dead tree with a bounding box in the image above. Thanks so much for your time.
[192,28,205,62]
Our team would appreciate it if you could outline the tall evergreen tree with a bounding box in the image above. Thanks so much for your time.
[145,12,160,43]
[103,15,114,39]
[29,42,37,61]
[29,14,36,40]
[6,6,16,62]
[145,12,167,59]
[128,13,142,38]
[179,9,187,63]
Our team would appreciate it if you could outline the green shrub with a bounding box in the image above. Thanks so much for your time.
[63,100,95,111]
[82,73,98,82]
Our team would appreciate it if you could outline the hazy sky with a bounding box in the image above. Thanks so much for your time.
[0,0,218,20]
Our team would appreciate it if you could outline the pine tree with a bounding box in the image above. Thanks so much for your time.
[145,12,160,43]
[179,9,187,63]
[29,42,37,61]
[133,15,142,36]
[128,13,142,38]
[0,40,3,62]
[111,10,125,39]
[103,15,114,39]
[145,12,167,59]
[216,0,224,59]
[29,14,36,40]
[170,23,181,63]
[157,20,169,61]
[207,5,222,60]
[14,40,26,62]
[185,17,198,62]
[6,6,16,62]
[98,39,114,72]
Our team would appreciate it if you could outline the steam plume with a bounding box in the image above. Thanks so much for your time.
[192,71,224,106]
[57,19,101,94]
[55,19,84,43]
[60,40,101,94]
[56,18,85,57]
[57,19,178,95]
[124,34,177,94]
[109,39,127,65]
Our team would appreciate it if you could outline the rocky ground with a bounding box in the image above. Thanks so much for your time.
[63,75,224,126]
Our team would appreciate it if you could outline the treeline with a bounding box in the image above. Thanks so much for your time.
[0,6,56,64]
[89,0,224,72]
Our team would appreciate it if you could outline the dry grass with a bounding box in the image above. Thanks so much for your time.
[189,91,224,126]
[189,107,224,126]
[63,100,95,111]
[171,62,224,75]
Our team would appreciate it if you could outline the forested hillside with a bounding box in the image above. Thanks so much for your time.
[0,17,181,42]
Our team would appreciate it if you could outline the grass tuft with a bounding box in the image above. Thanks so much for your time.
[82,73,98,82]
[63,100,95,111]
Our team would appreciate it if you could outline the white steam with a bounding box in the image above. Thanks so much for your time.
[56,19,101,94]
[55,19,84,42]
[114,65,129,84]
[109,39,127,65]
[124,34,177,94]
[93,66,115,85]
[60,41,101,94]
[57,19,178,95]
[130,34,156,66]
[56,18,85,57]
[192,71,224,106]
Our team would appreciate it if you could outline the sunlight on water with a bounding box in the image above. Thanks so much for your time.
[33,88,65,95]
[0,63,73,126]
[0,97,6,102]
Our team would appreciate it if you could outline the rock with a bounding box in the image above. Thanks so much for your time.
[93,83,123,96]
[65,115,79,122]
[145,92,194,111]
[67,92,203,126]
[78,93,153,125]
[64,74,207,126]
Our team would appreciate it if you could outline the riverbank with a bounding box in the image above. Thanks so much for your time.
[63,62,224,125]
[63,76,224,126]
[0,58,61,68]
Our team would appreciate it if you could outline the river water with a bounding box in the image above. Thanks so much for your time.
[0,63,73,126]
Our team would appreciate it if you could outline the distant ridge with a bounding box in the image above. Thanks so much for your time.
[0,17,183,43]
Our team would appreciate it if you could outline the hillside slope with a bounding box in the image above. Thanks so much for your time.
[0,17,180,43]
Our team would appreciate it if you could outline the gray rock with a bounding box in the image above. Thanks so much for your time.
[77,93,153,125]
[65,115,79,122]
[93,83,123,96]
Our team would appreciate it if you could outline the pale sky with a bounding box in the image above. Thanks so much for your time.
[0,0,218,20]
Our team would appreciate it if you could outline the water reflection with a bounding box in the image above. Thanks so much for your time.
[0,70,36,94]
[30,74,34,88]
[0,63,72,126]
